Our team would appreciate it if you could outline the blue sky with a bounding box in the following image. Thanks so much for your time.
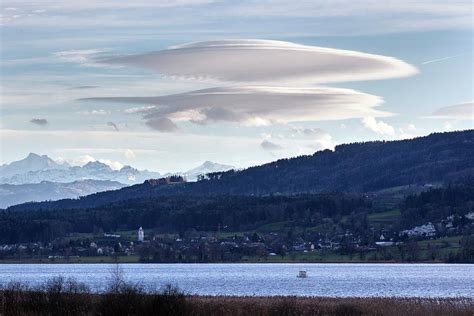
[1,0,473,172]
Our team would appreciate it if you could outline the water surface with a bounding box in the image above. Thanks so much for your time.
[0,263,472,297]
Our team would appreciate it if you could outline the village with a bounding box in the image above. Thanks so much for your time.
[1,211,472,263]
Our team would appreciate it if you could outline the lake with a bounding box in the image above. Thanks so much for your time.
[0,263,472,297]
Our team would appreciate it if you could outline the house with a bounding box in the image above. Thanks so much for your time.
[145,175,186,186]
[400,222,436,237]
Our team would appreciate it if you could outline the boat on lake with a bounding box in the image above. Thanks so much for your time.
[297,270,307,278]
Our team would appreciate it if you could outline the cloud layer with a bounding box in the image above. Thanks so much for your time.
[3,1,470,35]
[105,40,417,84]
[82,86,391,131]
[428,102,473,120]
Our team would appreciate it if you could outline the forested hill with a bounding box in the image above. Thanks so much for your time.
[7,130,474,211]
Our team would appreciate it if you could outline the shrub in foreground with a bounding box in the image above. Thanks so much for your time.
[0,277,473,315]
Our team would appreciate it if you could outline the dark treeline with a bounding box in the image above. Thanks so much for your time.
[0,194,370,244]
[7,130,474,212]
[1,184,474,245]
[401,184,474,227]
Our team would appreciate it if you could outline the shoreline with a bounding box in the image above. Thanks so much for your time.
[0,259,461,264]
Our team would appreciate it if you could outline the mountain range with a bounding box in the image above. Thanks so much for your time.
[0,153,161,185]
[0,153,234,207]
[7,130,473,212]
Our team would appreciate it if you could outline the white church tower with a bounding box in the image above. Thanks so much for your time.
[138,227,144,242]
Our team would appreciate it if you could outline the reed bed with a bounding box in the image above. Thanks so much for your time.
[1,277,472,315]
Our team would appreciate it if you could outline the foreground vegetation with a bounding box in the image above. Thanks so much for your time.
[1,277,473,316]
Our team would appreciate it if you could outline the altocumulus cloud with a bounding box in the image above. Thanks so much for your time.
[30,118,49,126]
[104,39,417,84]
[82,86,391,130]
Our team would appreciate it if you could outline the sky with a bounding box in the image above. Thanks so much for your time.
[0,0,473,173]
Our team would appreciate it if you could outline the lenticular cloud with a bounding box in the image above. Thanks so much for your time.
[427,102,474,120]
[82,39,417,132]
[82,86,391,131]
[105,39,418,84]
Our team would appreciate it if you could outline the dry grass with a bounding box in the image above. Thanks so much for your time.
[1,278,472,315]
[187,296,474,316]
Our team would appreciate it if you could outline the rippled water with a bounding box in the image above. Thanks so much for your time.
[0,263,472,297]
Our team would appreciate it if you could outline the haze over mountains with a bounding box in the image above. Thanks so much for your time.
[0,153,234,208]
[0,180,126,209]
[7,130,473,212]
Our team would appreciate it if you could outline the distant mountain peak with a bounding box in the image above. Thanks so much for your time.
[25,153,52,162]
[184,161,235,181]
[26,152,41,158]
[0,154,161,185]
[202,161,216,167]
[83,161,110,168]
[120,165,138,172]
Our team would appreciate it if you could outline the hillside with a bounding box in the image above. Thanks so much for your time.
[0,180,126,209]
[7,130,474,212]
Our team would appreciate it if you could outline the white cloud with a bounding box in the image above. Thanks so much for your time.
[443,121,454,131]
[2,1,470,34]
[362,117,395,136]
[397,123,425,139]
[124,105,156,114]
[124,149,136,160]
[289,126,327,138]
[77,109,110,115]
[65,154,124,170]
[228,1,472,18]
[98,159,123,170]
[53,49,114,67]
[3,0,212,12]
[105,39,417,84]
[288,126,335,148]
[427,101,473,120]
[69,154,96,166]
[82,86,390,132]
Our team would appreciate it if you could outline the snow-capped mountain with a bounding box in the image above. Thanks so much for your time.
[0,154,236,207]
[166,161,235,181]
[0,153,235,185]
[0,153,69,179]
[0,180,126,208]
[0,153,161,185]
